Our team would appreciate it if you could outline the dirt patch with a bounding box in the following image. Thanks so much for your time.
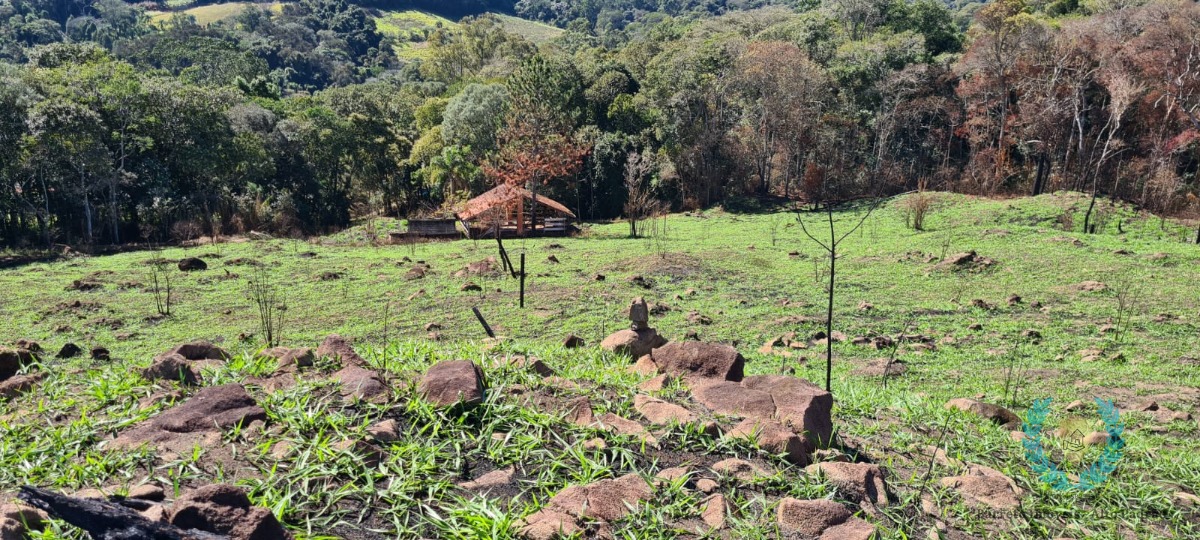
[606,253,706,279]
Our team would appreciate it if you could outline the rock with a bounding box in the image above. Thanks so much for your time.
[649,342,744,382]
[691,382,777,420]
[418,361,486,408]
[405,266,427,280]
[367,419,401,443]
[332,439,385,466]
[776,498,851,536]
[169,484,292,539]
[261,347,315,371]
[109,384,267,452]
[127,484,165,502]
[460,467,515,492]
[518,509,580,540]
[508,356,555,378]
[857,301,874,312]
[701,494,726,529]
[317,335,366,367]
[628,297,650,330]
[562,397,594,426]
[630,355,658,376]
[0,348,36,381]
[334,365,390,402]
[546,255,559,264]
[1076,281,1107,292]
[637,374,672,392]
[806,462,889,505]
[1082,431,1109,446]
[940,474,1022,510]
[562,334,585,349]
[945,398,1021,427]
[0,372,45,400]
[711,458,768,482]
[142,353,201,386]
[159,340,229,362]
[177,257,207,271]
[695,478,719,493]
[56,343,83,359]
[728,418,806,464]
[600,328,667,360]
[820,517,876,540]
[0,502,47,531]
[1174,491,1200,507]
[545,473,653,522]
[687,311,713,325]
[633,394,698,425]
[595,413,657,446]
[654,467,691,485]
[742,375,834,450]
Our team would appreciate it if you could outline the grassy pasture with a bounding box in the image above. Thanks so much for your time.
[1,193,1198,539]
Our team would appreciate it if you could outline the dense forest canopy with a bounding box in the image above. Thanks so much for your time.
[1,0,1198,246]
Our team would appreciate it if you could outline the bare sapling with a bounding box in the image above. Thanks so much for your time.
[797,197,882,392]
[248,265,286,347]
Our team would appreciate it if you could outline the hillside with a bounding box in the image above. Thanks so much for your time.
[1,194,1197,538]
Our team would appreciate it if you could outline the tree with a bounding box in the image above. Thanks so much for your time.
[623,151,657,237]
[442,83,509,158]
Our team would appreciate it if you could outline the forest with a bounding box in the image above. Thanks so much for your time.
[0,0,1198,246]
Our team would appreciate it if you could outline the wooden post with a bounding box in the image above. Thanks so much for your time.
[516,197,525,236]
[471,307,495,338]
[519,253,526,308]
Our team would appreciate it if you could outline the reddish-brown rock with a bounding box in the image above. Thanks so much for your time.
[418,360,486,408]
[650,342,744,382]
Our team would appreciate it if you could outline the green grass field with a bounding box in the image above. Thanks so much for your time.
[148,2,283,26]
[1,193,1198,538]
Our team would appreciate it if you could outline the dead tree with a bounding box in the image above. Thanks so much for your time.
[17,486,225,540]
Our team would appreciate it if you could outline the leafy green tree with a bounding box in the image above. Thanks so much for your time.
[442,83,509,157]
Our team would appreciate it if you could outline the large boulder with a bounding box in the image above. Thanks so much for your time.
[169,484,292,540]
[419,361,486,408]
[691,381,777,420]
[109,384,266,452]
[600,329,667,359]
[648,342,744,382]
[743,375,833,450]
